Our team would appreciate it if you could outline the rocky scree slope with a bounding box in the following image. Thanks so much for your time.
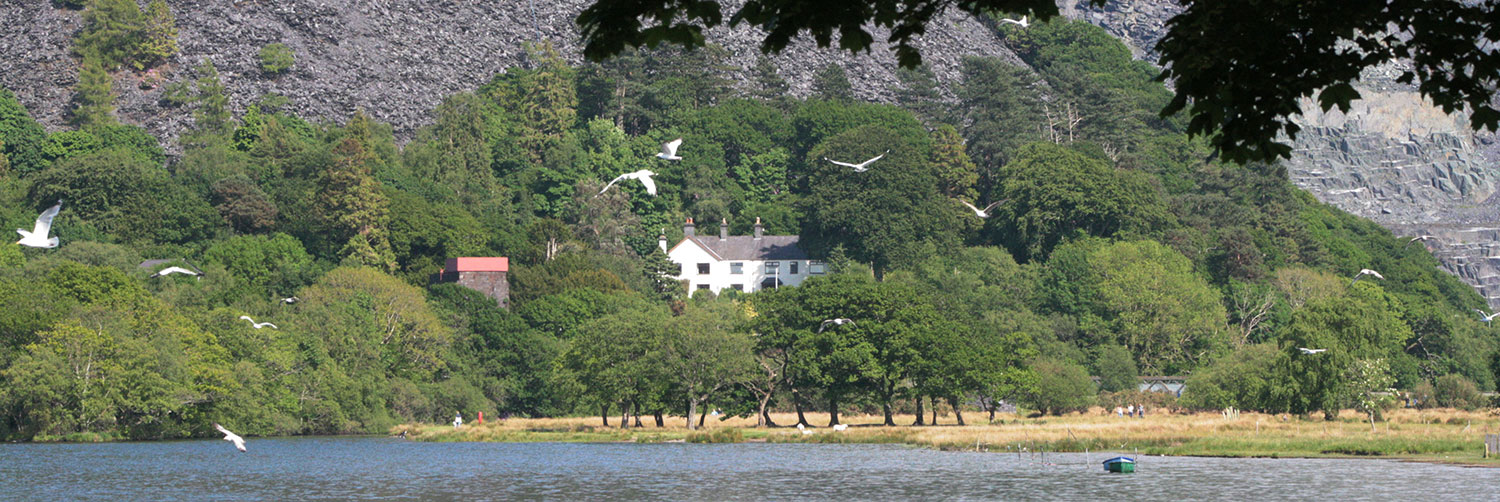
[0,0,1020,146]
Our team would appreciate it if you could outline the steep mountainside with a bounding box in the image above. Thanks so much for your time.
[1,0,1018,143]
[1064,0,1500,306]
[7,0,1499,303]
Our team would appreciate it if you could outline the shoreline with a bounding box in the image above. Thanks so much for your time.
[393,409,1500,467]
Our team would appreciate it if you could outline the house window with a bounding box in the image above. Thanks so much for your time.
[730,262,744,274]
[696,284,711,290]
[731,284,744,292]
[789,262,799,275]
[809,261,826,275]
[765,261,780,274]
[697,263,711,275]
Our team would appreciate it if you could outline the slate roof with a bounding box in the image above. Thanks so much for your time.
[680,235,808,261]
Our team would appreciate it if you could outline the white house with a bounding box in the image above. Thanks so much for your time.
[662,218,825,296]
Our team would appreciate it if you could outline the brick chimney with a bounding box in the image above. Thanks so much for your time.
[719,218,728,241]
[754,217,763,240]
[658,228,668,253]
[683,217,695,237]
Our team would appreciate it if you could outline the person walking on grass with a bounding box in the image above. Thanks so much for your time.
[453,411,463,429]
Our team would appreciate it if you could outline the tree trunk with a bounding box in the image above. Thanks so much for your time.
[687,399,699,430]
[619,401,629,429]
[988,402,996,423]
[653,411,665,427]
[632,401,643,428]
[948,396,966,426]
[756,391,774,427]
[931,400,938,425]
[698,406,708,427]
[601,403,610,427]
[880,386,896,426]
[761,407,778,427]
[827,392,841,426]
[914,395,926,426]
[794,389,809,426]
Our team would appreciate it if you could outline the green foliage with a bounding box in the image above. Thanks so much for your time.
[1180,343,1280,410]
[0,89,47,175]
[799,124,955,274]
[139,0,177,69]
[812,64,853,102]
[1024,357,1096,415]
[990,142,1170,262]
[72,57,116,129]
[257,43,295,74]
[1094,344,1138,393]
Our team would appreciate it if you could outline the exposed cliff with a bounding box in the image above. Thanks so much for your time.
[0,0,1021,144]
[1064,0,1500,306]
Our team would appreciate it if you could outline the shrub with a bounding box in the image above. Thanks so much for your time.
[1024,357,1096,415]
[686,428,744,443]
[1433,374,1483,410]
[258,43,295,74]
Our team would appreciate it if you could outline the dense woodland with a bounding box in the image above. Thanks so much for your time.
[0,1,1495,440]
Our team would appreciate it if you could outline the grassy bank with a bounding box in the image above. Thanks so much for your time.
[396,408,1500,464]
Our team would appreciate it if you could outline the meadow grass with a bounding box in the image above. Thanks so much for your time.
[396,408,1500,465]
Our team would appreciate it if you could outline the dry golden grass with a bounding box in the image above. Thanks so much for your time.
[395,408,1500,464]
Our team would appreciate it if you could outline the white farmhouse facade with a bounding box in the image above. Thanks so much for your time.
[663,218,825,296]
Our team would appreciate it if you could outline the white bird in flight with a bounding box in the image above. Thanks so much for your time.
[598,170,658,197]
[1350,268,1384,285]
[149,266,201,279]
[999,15,1029,28]
[239,315,278,330]
[1298,347,1327,355]
[1405,235,1435,248]
[959,200,1003,218]
[281,296,300,304]
[214,423,246,452]
[832,423,848,431]
[17,200,61,248]
[818,318,855,333]
[824,150,889,172]
[1475,309,1500,323]
[656,138,683,161]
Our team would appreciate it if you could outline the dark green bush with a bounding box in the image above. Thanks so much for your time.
[258,43,295,74]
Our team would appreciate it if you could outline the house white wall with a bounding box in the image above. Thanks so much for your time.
[666,239,824,296]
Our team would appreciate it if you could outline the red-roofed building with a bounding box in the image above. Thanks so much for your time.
[436,257,510,308]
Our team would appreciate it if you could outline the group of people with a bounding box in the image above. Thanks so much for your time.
[1113,404,1147,418]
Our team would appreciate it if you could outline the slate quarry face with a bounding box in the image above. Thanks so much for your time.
[1067,0,1500,306]
[445,270,509,310]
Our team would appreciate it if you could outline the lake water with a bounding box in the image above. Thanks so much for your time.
[1,437,1494,501]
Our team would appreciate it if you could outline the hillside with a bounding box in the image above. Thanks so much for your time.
[1,0,1018,145]
[1066,0,1500,306]
[0,0,1494,441]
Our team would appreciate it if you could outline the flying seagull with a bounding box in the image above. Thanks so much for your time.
[16,200,61,248]
[999,15,1029,28]
[239,315,278,330]
[1475,309,1500,324]
[1404,235,1435,248]
[824,150,889,172]
[818,318,855,333]
[1349,268,1384,285]
[656,138,683,161]
[959,199,1004,218]
[214,423,246,452]
[598,170,658,197]
[1298,347,1327,355]
[149,266,202,279]
[818,318,855,332]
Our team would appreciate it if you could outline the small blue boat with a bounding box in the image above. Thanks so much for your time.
[1102,456,1135,473]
